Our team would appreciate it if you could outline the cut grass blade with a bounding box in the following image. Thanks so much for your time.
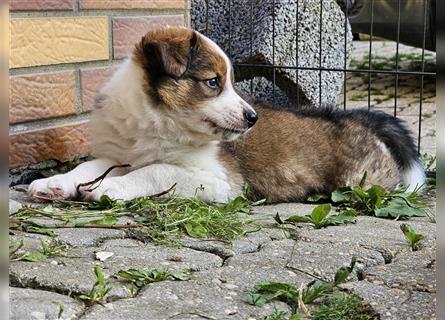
[10,192,261,245]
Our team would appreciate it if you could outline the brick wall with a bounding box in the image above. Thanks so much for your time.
[9,0,189,169]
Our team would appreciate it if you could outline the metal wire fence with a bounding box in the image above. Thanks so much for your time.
[192,0,436,154]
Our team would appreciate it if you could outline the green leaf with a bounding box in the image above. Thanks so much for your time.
[285,215,311,224]
[42,205,56,213]
[366,185,386,208]
[331,188,352,203]
[117,270,137,281]
[77,294,92,301]
[90,216,118,225]
[289,313,305,320]
[307,193,329,202]
[309,204,332,225]
[14,251,47,262]
[339,207,358,216]
[326,214,357,226]
[118,269,190,288]
[374,198,427,218]
[245,292,268,306]
[184,222,208,238]
[88,195,117,209]
[172,272,191,281]
[222,196,249,213]
[94,266,105,286]
[24,226,57,237]
[400,224,425,251]
[352,187,368,200]
[302,279,332,304]
[334,256,356,285]
[254,281,299,303]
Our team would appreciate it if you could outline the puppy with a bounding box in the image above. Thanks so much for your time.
[28,27,425,203]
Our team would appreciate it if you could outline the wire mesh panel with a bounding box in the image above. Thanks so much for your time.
[190,0,436,155]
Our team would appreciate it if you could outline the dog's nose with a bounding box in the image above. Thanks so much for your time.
[243,109,258,128]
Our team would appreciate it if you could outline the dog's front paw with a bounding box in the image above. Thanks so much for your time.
[28,175,78,199]
[79,178,128,202]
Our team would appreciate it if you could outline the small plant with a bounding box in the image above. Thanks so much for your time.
[400,223,425,251]
[307,172,429,220]
[265,307,304,320]
[309,292,375,320]
[9,239,46,262]
[40,240,69,257]
[277,204,356,229]
[420,153,436,171]
[77,266,112,306]
[117,268,190,289]
[245,257,356,314]
[331,184,428,219]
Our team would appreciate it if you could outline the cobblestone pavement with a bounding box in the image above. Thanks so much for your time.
[9,41,436,320]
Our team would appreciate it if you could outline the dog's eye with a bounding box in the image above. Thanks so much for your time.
[204,78,220,89]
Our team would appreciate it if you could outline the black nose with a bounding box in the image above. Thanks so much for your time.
[243,109,258,128]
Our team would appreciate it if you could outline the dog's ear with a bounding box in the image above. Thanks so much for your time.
[139,30,198,79]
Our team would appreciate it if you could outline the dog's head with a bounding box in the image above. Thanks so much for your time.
[133,27,257,141]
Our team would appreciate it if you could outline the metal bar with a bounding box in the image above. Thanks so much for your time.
[234,63,436,76]
[394,0,401,117]
[418,0,428,154]
[228,0,232,59]
[343,0,349,110]
[318,0,323,106]
[272,0,276,105]
[296,0,299,106]
[250,0,254,95]
[205,0,209,35]
[367,0,374,110]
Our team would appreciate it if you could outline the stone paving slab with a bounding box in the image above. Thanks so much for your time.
[342,282,436,320]
[10,287,85,320]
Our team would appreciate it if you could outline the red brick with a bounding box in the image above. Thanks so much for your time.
[10,71,77,124]
[80,0,185,10]
[80,65,120,112]
[10,0,73,11]
[112,15,184,59]
[9,122,91,168]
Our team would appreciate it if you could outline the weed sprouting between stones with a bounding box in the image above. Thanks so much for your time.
[274,204,356,229]
[246,257,375,319]
[77,266,112,306]
[400,223,425,251]
[76,266,191,306]
[9,238,70,262]
[309,292,376,320]
[117,268,191,289]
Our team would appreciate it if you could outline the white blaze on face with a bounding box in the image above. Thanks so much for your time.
[199,34,256,134]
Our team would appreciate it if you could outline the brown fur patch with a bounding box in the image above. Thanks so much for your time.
[133,27,228,111]
[220,104,400,203]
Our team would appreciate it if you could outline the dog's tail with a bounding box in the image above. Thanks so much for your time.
[354,110,426,191]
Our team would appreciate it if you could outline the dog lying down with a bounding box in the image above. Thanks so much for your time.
[28,27,425,203]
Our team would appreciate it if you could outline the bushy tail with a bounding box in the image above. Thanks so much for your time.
[350,110,426,191]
